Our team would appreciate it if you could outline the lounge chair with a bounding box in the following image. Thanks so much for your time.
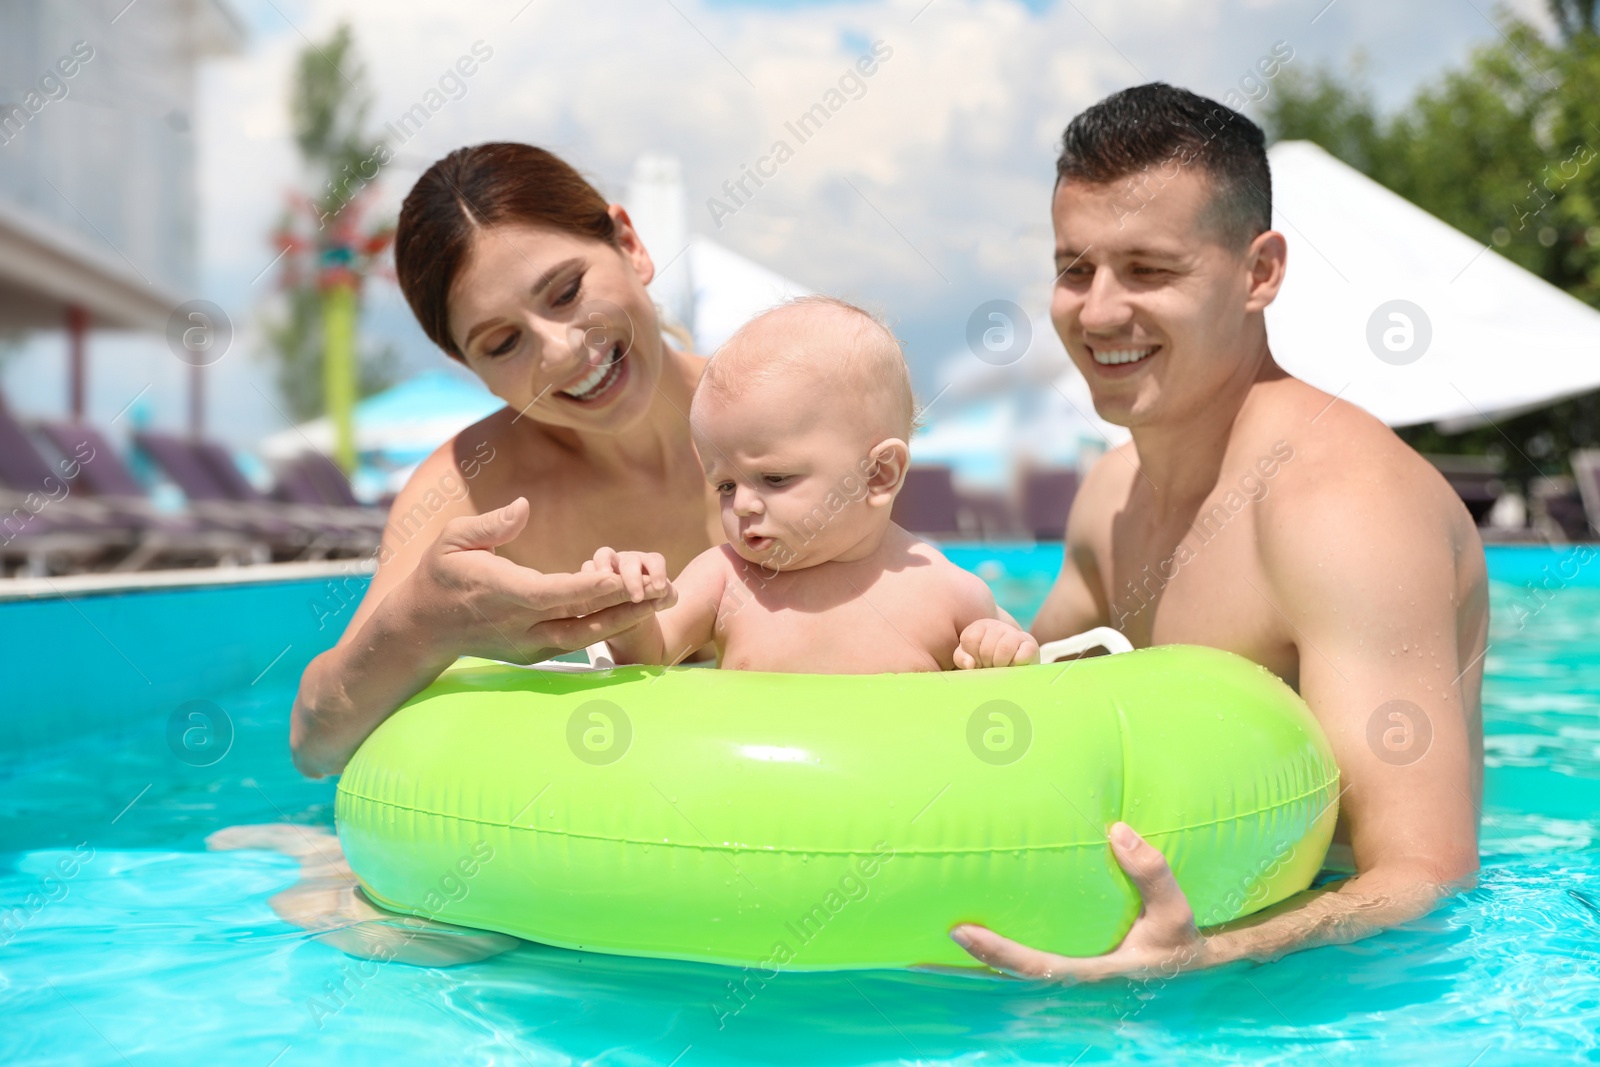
[953,489,1023,541]
[37,422,264,570]
[1571,450,1600,538]
[1527,470,1588,542]
[133,431,318,559]
[1021,467,1080,541]
[1424,454,1505,526]
[891,466,963,538]
[0,505,116,578]
[181,435,379,556]
[0,398,139,574]
[193,440,382,555]
[269,451,387,537]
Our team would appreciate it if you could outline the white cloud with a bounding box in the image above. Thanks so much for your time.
[149,0,1552,444]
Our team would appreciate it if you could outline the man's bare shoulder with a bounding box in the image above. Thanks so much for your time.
[1249,380,1461,516]
[1244,377,1481,582]
[1083,440,1141,492]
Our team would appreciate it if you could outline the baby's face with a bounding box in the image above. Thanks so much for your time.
[693,383,890,571]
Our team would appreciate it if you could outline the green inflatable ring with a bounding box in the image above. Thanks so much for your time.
[336,644,1339,970]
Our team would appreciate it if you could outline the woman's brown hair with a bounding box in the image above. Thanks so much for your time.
[394,143,618,359]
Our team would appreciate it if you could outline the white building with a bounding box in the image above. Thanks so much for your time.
[0,0,242,415]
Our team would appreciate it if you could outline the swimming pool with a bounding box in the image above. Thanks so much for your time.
[3,546,1596,1065]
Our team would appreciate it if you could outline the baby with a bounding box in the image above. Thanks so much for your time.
[212,300,1038,974]
[586,296,1038,673]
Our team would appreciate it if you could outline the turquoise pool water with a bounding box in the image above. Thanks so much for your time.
[3,547,1597,1065]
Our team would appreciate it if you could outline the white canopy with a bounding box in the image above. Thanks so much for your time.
[257,368,504,464]
[684,235,812,354]
[626,154,812,355]
[1266,140,1600,428]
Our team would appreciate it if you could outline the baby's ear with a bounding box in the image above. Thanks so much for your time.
[862,438,910,507]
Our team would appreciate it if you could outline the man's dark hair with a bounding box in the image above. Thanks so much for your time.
[1056,83,1271,248]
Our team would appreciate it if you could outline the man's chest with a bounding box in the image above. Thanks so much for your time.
[1095,503,1298,683]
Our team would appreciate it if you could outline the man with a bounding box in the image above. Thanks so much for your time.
[950,83,1487,979]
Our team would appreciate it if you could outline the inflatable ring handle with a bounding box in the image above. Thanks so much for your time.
[1038,626,1134,663]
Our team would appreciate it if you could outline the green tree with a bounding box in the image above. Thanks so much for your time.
[1548,0,1599,40]
[260,22,397,423]
[290,23,374,194]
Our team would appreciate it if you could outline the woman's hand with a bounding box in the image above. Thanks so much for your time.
[292,498,681,777]
[402,499,673,664]
[954,618,1042,669]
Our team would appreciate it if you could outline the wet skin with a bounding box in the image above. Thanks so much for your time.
[950,165,1487,982]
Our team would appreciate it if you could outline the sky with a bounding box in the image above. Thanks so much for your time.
[2,0,1555,446]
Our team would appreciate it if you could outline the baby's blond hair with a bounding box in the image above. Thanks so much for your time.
[696,295,916,440]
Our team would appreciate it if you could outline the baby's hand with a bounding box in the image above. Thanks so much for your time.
[582,547,676,608]
[954,618,1041,669]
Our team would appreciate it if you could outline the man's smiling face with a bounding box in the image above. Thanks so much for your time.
[1050,165,1275,430]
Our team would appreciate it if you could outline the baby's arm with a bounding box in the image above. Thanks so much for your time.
[585,546,726,666]
[948,569,1040,670]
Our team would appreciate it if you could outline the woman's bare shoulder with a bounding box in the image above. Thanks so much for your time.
[438,406,568,505]
[381,409,544,544]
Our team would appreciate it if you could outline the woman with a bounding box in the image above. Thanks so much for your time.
[289,142,720,779]
[219,145,723,962]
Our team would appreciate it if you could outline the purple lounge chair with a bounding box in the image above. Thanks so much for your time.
[38,422,263,570]
[272,452,386,536]
[1424,454,1505,526]
[1021,468,1080,541]
[891,466,964,537]
[955,489,1023,541]
[133,431,314,558]
[137,432,376,558]
[0,398,138,574]
[192,440,381,553]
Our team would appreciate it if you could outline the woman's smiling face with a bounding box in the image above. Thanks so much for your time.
[446,209,664,434]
